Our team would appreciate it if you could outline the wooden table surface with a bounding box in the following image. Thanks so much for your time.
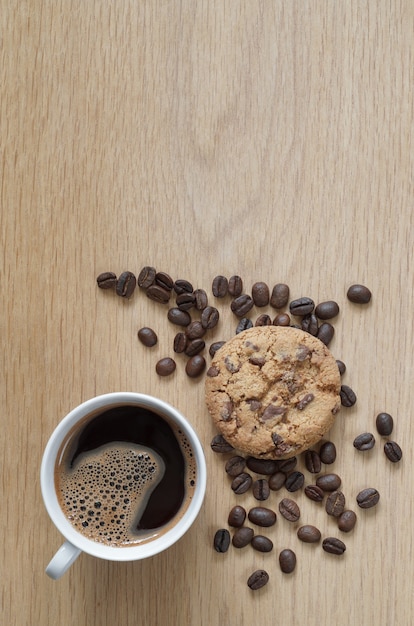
[2,2,413,625]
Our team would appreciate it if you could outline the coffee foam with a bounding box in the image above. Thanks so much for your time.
[56,443,166,546]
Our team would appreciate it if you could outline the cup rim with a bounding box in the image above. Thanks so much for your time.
[40,392,207,561]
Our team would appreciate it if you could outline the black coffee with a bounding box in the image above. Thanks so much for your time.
[55,405,196,547]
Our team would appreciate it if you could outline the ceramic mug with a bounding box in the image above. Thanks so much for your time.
[41,392,207,579]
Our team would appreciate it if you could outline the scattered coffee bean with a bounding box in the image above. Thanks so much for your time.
[252,479,270,501]
[305,450,322,474]
[225,456,246,477]
[167,307,191,327]
[322,537,346,555]
[297,525,321,543]
[317,322,335,346]
[270,283,290,309]
[193,288,208,310]
[336,360,346,376]
[173,279,193,295]
[247,569,269,590]
[96,271,117,289]
[185,320,206,339]
[376,412,394,436]
[246,457,279,475]
[252,282,270,307]
[210,434,234,453]
[315,300,340,320]
[201,306,220,329]
[273,313,291,326]
[319,441,337,464]
[173,332,188,353]
[184,338,205,356]
[384,441,403,463]
[137,327,158,347]
[301,314,318,336]
[337,510,357,532]
[285,471,304,492]
[325,491,346,517]
[316,473,342,491]
[248,507,277,527]
[340,384,357,407]
[304,484,325,502]
[236,318,253,333]
[214,529,230,553]
[155,357,176,376]
[268,471,286,491]
[277,457,297,473]
[279,498,300,522]
[255,313,272,326]
[209,341,226,357]
[251,535,273,553]
[146,284,171,304]
[176,292,195,311]
[279,549,296,574]
[353,432,376,451]
[228,505,246,528]
[185,354,206,378]
[228,275,243,297]
[231,473,253,494]
[212,275,229,298]
[137,265,156,289]
[289,297,315,316]
[155,271,174,291]
[231,294,254,317]
[356,488,380,509]
[347,284,372,304]
[116,271,137,298]
[232,527,254,548]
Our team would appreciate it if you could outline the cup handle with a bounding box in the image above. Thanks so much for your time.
[46,541,82,579]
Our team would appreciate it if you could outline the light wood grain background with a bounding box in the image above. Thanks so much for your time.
[1,2,413,625]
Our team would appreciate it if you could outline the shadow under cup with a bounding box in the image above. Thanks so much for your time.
[41,393,207,573]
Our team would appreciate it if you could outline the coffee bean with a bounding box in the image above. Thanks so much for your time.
[213,529,230,553]
[376,412,394,436]
[353,432,376,451]
[176,292,196,311]
[285,471,304,492]
[137,327,158,347]
[336,360,346,376]
[246,457,280,475]
[301,314,319,336]
[231,294,254,317]
[316,473,342,491]
[279,498,300,522]
[155,271,174,291]
[185,355,206,378]
[247,569,269,591]
[325,491,346,517]
[232,527,254,548]
[356,487,380,509]
[210,434,234,453]
[185,320,206,340]
[167,307,191,327]
[236,318,253,334]
[225,456,246,477]
[304,484,325,502]
[173,279,193,295]
[305,450,321,474]
[277,457,298,473]
[209,341,226,357]
[252,479,270,501]
[315,300,340,320]
[137,266,156,289]
[248,507,277,527]
[184,338,205,357]
[193,288,208,310]
[155,357,176,376]
[251,535,273,553]
[337,510,357,532]
[116,271,137,298]
[201,306,219,329]
[347,284,372,304]
[273,313,291,326]
[322,537,346,555]
[340,385,357,407]
[173,332,187,353]
[289,297,315,316]
[255,314,272,326]
[96,271,117,289]
[317,322,335,346]
[231,473,253,494]
[319,441,337,464]
[297,525,321,543]
[384,441,403,463]
[146,284,171,304]
[251,282,270,307]
[270,283,290,309]
[228,275,243,297]
[279,549,296,573]
[228,505,246,528]
[212,275,228,298]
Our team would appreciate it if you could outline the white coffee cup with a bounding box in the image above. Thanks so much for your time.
[41,392,207,579]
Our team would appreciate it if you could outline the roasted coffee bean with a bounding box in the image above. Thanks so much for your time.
[289,297,315,316]
[356,487,380,509]
[173,332,187,353]
[270,283,290,309]
[316,473,342,491]
[305,450,322,474]
[353,432,376,451]
[96,271,117,289]
[301,314,319,336]
[225,456,246,477]
[279,498,300,522]
[173,279,193,295]
[146,284,171,304]
[184,338,205,357]
[167,307,191,327]
[297,525,321,543]
[228,275,243,297]
[304,484,325,502]
[247,569,269,590]
[193,288,208,310]
[336,360,346,376]
[279,549,296,574]
[201,306,219,329]
[337,510,357,532]
[185,320,206,340]
[340,385,357,407]
[268,471,286,491]
[315,300,340,320]
[232,527,254,548]
[209,341,226,357]
[317,322,335,346]
[228,505,247,528]
[251,535,273,553]
[246,457,279,475]
[255,314,272,326]
[116,271,137,298]
[210,434,234,453]
[273,313,291,326]
[325,491,346,517]
[277,457,297,473]
[137,265,156,289]
[213,529,230,553]
[212,275,228,298]
[322,537,346,555]
[347,284,372,304]
[176,292,195,311]
[252,479,270,501]
[285,471,304,492]
[231,473,253,494]
[185,355,206,378]
[137,327,158,347]
[231,294,254,317]
[155,271,174,291]
[248,507,277,527]
[236,318,253,334]
[319,441,337,464]
[384,441,403,463]
[155,357,176,376]
[251,282,270,307]
[376,412,394,436]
